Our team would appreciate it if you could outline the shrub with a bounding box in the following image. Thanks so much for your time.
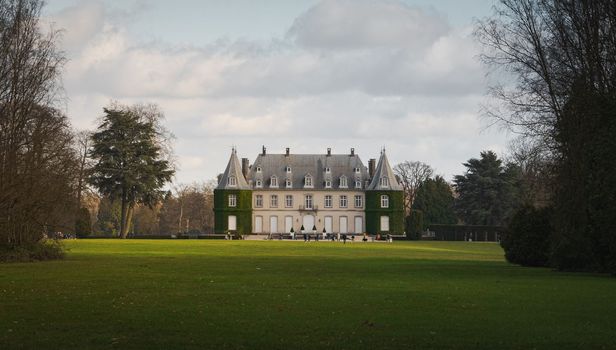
[0,239,64,263]
[501,205,551,267]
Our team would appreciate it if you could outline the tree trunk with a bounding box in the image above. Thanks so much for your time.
[121,204,134,239]
[120,188,128,238]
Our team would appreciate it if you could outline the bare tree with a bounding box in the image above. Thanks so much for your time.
[0,0,72,248]
[74,130,94,207]
[505,137,553,208]
[393,161,434,216]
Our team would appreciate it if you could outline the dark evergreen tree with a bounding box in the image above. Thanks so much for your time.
[95,196,121,236]
[413,176,457,229]
[502,205,551,267]
[89,105,175,238]
[405,210,424,240]
[453,151,522,226]
[74,207,92,238]
[551,83,616,271]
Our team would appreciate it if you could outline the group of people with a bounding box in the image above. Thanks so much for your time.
[297,232,394,244]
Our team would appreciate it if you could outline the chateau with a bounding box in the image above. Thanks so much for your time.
[214,147,404,236]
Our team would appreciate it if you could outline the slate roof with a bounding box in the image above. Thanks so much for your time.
[247,153,370,190]
[216,149,251,190]
[367,150,403,191]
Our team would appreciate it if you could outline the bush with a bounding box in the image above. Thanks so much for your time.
[0,239,64,263]
[501,205,551,267]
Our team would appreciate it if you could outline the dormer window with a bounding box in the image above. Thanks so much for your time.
[285,178,292,188]
[380,177,389,187]
[285,166,292,173]
[256,166,262,173]
[339,176,348,188]
[355,180,362,189]
[325,179,332,188]
[227,176,237,187]
[255,179,263,188]
[304,174,313,188]
[324,167,331,173]
[270,176,278,188]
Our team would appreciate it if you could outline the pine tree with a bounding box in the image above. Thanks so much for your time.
[453,151,521,226]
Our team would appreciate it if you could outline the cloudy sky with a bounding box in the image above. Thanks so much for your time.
[43,0,506,184]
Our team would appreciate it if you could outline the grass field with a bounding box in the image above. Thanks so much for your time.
[1,240,615,349]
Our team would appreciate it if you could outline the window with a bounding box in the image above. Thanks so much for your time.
[256,166,262,173]
[228,194,237,207]
[324,216,333,233]
[255,179,262,188]
[305,174,313,188]
[270,195,278,208]
[340,195,348,208]
[254,216,263,233]
[380,176,389,187]
[270,176,278,188]
[354,195,363,208]
[228,176,237,187]
[354,216,363,234]
[355,180,362,189]
[228,215,237,230]
[380,216,390,231]
[270,216,278,233]
[339,216,348,233]
[286,166,292,173]
[324,195,332,208]
[354,167,361,174]
[285,178,292,188]
[255,195,263,208]
[381,195,389,208]
[339,176,348,188]
[325,167,331,173]
[285,216,293,233]
[285,195,293,208]
[325,179,332,188]
[305,195,313,209]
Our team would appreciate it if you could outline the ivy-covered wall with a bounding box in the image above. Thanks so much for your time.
[214,189,252,234]
[365,191,405,235]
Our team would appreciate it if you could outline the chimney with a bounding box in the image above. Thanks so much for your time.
[327,148,331,156]
[350,148,355,156]
[262,145,266,155]
[241,158,249,179]
[369,158,376,178]
[285,147,290,156]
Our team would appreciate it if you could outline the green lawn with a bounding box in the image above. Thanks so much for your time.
[1,240,615,349]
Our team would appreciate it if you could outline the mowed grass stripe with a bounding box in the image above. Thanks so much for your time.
[1,240,615,350]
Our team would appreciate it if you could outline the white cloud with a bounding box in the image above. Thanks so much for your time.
[49,0,507,184]
[288,0,449,51]
[49,1,106,52]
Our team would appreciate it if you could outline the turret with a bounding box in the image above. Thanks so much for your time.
[365,149,404,235]
[214,149,253,235]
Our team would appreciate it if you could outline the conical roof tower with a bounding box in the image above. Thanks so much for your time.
[367,149,402,191]
[216,148,250,190]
